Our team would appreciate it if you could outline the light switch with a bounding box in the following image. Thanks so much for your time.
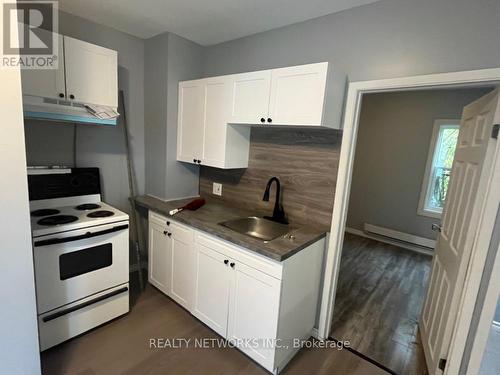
[212,182,222,196]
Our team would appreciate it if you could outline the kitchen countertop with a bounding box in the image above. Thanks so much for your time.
[135,195,328,262]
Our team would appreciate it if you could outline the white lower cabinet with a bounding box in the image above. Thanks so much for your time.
[148,219,171,294]
[169,222,195,310]
[227,261,281,370]
[148,211,325,374]
[193,243,232,337]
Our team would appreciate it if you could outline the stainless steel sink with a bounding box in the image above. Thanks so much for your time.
[219,216,291,241]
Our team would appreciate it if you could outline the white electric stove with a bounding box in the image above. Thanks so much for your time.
[28,168,130,351]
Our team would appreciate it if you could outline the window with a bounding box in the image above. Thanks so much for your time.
[418,119,460,218]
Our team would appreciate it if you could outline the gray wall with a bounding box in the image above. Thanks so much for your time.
[144,33,169,198]
[347,88,490,240]
[203,0,500,81]
[24,10,145,212]
[0,46,40,374]
[144,32,203,200]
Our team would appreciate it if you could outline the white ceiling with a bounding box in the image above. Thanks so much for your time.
[58,0,382,46]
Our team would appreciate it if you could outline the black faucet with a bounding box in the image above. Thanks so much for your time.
[262,177,287,224]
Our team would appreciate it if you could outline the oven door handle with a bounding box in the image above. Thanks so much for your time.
[34,224,129,247]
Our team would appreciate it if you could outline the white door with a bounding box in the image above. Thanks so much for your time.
[177,81,205,164]
[227,261,281,371]
[170,223,195,310]
[420,89,500,374]
[228,70,272,124]
[193,243,231,337]
[201,77,230,167]
[64,36,118,107]
[21,33,66,100]
[148,221,171,294]
[268,62,328,126]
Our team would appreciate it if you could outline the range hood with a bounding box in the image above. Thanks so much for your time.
[23,95,118,126]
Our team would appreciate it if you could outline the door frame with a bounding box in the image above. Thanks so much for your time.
[318,67,500,372]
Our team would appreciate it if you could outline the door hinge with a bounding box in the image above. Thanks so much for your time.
[492,124,499,139]
[438,358,447,371]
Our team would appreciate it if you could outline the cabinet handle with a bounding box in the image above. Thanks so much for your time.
[58,93,65,98]
[193,158,197,163]
[167,232,172,237]
[197,160,202,164]
[163,230,168,235]
[260,118,265,123]
[267,118,272,123]
[69,94,75,99]
[230,262,235,268]
[224,259,229,265]
[166,221,170,226]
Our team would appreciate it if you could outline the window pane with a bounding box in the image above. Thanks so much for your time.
[435,127,459,168]
[426,125,459,212]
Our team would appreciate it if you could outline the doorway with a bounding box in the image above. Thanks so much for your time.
[329,88,490,374]
[318,68,500,375]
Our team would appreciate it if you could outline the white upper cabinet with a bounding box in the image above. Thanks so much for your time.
[21,33,118,109]
[176,62,335,169]
[229,70,272,124]
[177,81,205,163]
[64,36,118,107]
[177,77,250,169]
[202,77,231,166]
[268,62,328,126]
[21,33,66,100]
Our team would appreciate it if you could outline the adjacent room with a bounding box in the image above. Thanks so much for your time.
[2,1,500,375]
[330,87,493,374]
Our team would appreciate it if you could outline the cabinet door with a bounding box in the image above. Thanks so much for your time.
[177,81,205,164]
[227,261,281,371]
[63,36,118,107]
[193,244,231,337]
[228,70,271,124]
[201,77,230,167]
[21,33,66,99]
[268,62,328,126]
[148,221,171,295]
[170,223,195,310]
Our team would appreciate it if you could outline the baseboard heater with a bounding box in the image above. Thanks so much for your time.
[363,223,436,250]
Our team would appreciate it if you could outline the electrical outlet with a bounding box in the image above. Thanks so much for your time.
[212,182,222,196]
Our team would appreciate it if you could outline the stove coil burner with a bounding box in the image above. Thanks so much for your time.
[38,215,79,226]
[87,210,114,218]
[31,209,61,217]
[75,203,101,211]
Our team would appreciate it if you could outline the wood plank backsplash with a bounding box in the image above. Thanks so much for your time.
[199,127,343,229]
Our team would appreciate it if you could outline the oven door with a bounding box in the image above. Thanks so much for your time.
[33,221,129,314]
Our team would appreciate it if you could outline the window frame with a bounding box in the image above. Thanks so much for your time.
[417,119,461,219]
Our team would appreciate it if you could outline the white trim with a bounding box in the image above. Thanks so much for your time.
[311,327,319,339]
[363,223,436,249]
[345,227,434,256]
[317,68,500,367]
[417,119,460,219]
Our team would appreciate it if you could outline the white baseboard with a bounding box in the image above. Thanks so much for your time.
[364,223,436,249]
[311,327,320,339]
[345,227,434,256]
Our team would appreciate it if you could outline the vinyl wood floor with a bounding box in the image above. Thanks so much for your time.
[41,272,390,375]
[331,233,432,375]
